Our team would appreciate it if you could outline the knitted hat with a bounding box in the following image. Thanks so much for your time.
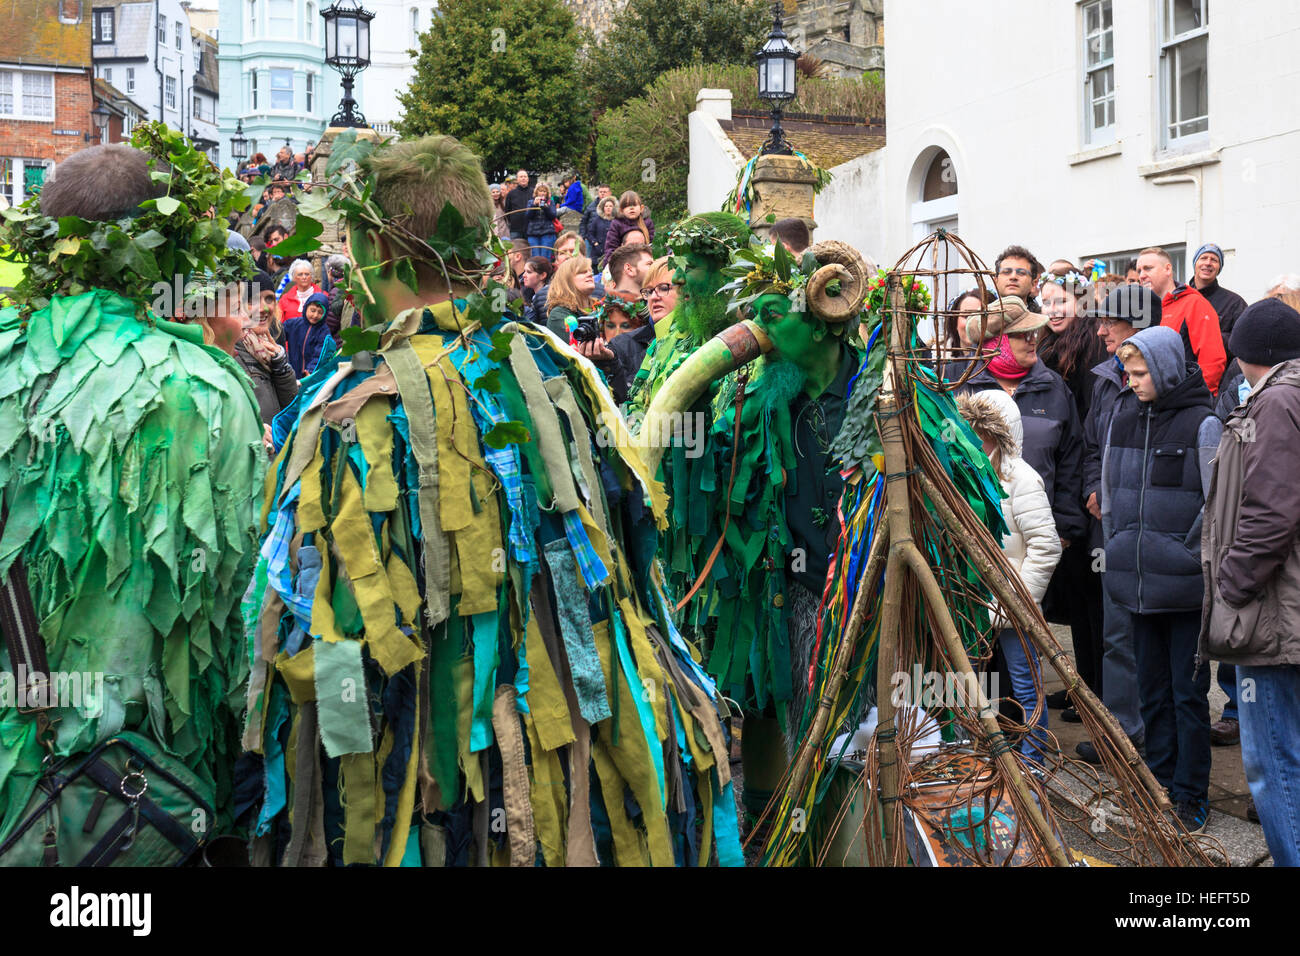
[1228,297,1300,366]
[1095,284,1161,329]
[1193,243,1224,270]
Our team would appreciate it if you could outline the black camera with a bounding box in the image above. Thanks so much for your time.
[571,318,602,344]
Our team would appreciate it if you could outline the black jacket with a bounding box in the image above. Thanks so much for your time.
[523,283,550,327]
[587,215,614,267]
[961,359,1087,541]
[1193,277,1248,343]
[607,324,655,404]
[502,182,533,233]
[235,341,299,425]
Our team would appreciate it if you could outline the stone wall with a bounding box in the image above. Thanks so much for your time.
[564,0,629,42]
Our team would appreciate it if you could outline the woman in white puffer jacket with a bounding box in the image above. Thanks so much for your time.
[958,390,1062,764]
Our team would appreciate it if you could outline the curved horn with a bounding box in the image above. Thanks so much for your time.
[634,319,772,475]
[807,240,869,323]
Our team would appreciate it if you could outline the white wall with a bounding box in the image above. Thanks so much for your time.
[813,149,886,264]
[364,0,440,129]
[880,0,1300,299]
[687,90,745,215]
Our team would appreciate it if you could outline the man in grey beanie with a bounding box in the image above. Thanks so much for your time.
[1201,297,1300,863]
[1189,243,1248,343]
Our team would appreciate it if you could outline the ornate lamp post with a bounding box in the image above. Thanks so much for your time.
[230,119,249,166]
[755,2,799,156]
[86,104,111,143]
[321,0,373,128]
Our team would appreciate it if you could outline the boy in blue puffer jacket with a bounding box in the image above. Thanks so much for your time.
[1100,324,1222,834]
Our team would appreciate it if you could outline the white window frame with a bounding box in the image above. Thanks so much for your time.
[1158,0,1209,150]
[269,67,294,112]
[93,7,114,42]
[126,66,135,93]
[249,0,258,36]
[306,2,316,42]
[158,14,167,44]
[1080,0,1115,147]
[250,70,259,109]
[165,75,177,110]
[175,20,182,50]
[0,70,55,121]
[305,72,314,115]
[410,7,419,45]
[104,67,113,86]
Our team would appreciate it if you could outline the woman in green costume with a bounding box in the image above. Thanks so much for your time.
[243,133,742,866]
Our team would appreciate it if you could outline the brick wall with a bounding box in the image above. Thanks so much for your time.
[0,70,96,166]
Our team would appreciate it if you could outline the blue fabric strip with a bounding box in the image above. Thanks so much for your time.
[562,509,609,589]
[713,779,745,867]
[468,611,499,753]
[612,612,665,812]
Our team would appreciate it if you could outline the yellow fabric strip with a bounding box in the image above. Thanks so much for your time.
[296,424,327,533]
[386,551,421,626]
[523,715,568,867]
[590,617,675,866]
[355,397,399,513]
[521,612,575,751]
[340,751,378,866]
[331,466,423,675]
[591,744,648,866]
[423,348,474,533]
[310,544,343,643]
[274,644,317,705]
[455,655,485,803]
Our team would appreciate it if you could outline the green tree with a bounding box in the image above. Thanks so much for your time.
[396,0,590,177]
[585,0,771,112]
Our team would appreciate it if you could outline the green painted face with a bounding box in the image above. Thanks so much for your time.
[673,253,730,339]
[754,291,822,360]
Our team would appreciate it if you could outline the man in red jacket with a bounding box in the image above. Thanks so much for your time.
[1137,246,1226,395]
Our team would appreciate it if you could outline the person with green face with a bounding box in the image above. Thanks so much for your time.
[643,235,872,833]
[246,132,742,867]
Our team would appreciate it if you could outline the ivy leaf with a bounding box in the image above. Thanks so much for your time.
[267,216,323,257]
[296,187,343,224]
[487,331,514,362]
[134,229,167,250]
[482,421,530,449]
[149,171,172,185]
[472,368,502,393]
[395,258,419,294]
[153,196,182,216]
[57,216,90,237]
[48,237,81,262]
[338,326,381,356]
[242,176,271,208]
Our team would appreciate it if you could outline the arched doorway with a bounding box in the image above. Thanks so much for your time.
[908,148,963,345]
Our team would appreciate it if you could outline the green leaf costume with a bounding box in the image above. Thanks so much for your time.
[0,290,266,841]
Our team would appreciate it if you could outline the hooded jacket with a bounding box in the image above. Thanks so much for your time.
[960,391,1061,628]
[1200,359,1300,667]
[1101,325,1222,614]
[283,292,335,378]
[961,358,1087,542]
[1160,282,1226,397]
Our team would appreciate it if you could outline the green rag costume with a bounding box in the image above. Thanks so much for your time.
[0,290,266,841]
[245,302,744,867]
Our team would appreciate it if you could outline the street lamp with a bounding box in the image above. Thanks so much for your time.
[321,0,373,128]
[230,119,249,166]
[755,2,799,156]
[87,104,111,143]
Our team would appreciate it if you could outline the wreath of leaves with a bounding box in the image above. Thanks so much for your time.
[0,122,251,320]
[280,129,530,450]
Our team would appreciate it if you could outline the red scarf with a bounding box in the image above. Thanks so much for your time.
[987,334,1030,380]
